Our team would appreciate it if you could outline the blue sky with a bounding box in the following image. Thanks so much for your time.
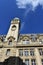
[0,0,43,35]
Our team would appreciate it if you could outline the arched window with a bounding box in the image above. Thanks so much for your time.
[12,25,16,28]
[11,25,16,30]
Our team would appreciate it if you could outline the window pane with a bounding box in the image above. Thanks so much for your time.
[6,49,10,56]
[23,40,30,44]
[31,35,37,42]
[30,49,34,56]
[25,59,29,65]
[8,40,12,45]
[41,59,43,65]
[39,48,43,56]
[24,49,29,56]
[19,49,23,56]
[31,59,36,65]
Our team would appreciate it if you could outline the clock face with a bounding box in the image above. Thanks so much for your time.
[11,25,16,31]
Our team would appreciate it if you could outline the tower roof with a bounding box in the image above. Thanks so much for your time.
[11,17,20,24]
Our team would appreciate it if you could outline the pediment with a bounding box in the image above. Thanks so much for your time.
[7,36,15,40]
[21,35,29,41]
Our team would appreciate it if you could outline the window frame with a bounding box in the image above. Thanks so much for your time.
[25,59,29,65]
[8,39,12,45]
[6,49,10,56]
[19,49,23,56]
[31,59,36,65]
[30,49,34,56]
[24,49,29,56]
[39,48,43,56]
[41,59,43,65]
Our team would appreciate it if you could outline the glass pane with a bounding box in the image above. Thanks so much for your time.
[30,49,34,56]
[31,35,37,42]
[24,50,29,56]
[25,59,29,65]
[30,51,34,56]
[41,59,43,65]
[31,59,36,65]
[39,48,43,56]
[8,40,12,45]
[6,49,10,56]
[19,49,23,56]
[23,40,30,44]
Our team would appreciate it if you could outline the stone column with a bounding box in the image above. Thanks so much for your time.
[35,48,42,65]
[29,59,31,65]
[16,49,19,57]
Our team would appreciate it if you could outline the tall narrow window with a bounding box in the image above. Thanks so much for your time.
[41,59,43,65]
[8,40,12,45]
[31,59,36,65]
[39,48,43,56]
[24,49,29,56]
[31,35,37,42]
[30,49,34,56]
[19,49,23,56]
[25,59,29,65]
[6,49,10,56]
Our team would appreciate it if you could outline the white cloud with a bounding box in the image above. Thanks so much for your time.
[16,0,43,31]
[16,0,43,10]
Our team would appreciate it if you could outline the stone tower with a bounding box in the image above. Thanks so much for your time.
[0,18,43,65]
[5,17,20,41]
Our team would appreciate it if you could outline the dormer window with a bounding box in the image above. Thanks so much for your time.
[31,35,37,42]
[11,25,16,31]
[39,39,43,44]
[8,39,12,45]
[22,40,30,44]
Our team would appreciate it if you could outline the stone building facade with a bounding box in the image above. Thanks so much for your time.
[0,18,43,65]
